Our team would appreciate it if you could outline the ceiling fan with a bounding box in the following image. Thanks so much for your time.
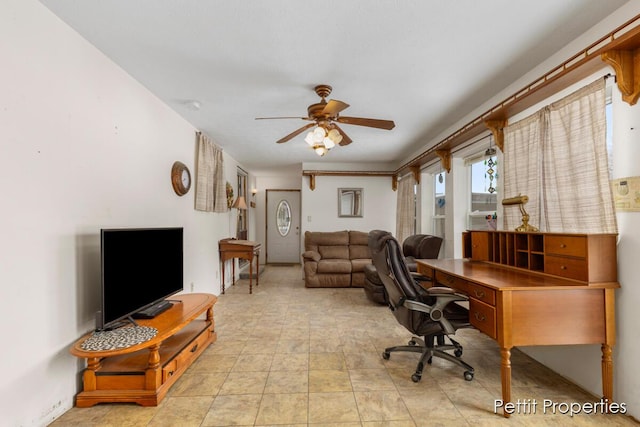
[255,84,395,155]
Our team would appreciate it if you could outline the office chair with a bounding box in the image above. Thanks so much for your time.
[364,233,443,304]
[368,229,474,382]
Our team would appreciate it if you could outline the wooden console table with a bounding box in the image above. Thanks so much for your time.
[417,231,619,418]
[70,293,217,407]
[219,238,261,294]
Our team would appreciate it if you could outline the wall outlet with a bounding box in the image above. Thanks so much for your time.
[190,282,194,292]
[307,215,312,222]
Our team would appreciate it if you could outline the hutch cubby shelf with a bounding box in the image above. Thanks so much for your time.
[462,231,618,283]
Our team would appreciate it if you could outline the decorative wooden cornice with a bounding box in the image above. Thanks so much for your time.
[410,165,421,184]
[302,170,395,190]
[392,175,398,191]
[435,149,451,173]
[485,119,507,152]
[602,48,640,105]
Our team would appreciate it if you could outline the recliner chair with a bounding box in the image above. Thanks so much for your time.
[368,229,474,382]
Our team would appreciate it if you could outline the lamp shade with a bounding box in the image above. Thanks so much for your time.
[231,195,248,210]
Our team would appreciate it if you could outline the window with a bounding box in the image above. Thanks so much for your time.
[433,172,446,239]
[467,154,498,230]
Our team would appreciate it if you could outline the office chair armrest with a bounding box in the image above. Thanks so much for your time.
[403,294,467,335]
[426,286,454,294]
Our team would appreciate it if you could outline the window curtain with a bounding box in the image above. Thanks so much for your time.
[503,78,617,233]
[503,111,544,231]
[195,132,227,213]
[396,173,416,244]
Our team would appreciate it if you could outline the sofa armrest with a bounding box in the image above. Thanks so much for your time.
[302,250,321,262]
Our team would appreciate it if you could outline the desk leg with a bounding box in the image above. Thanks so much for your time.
[249,257,253,294]
[232,260,236,287]
[256,252,260,287]
[221,260,226,294]
[602,344,614,404]
[500,347,512,418]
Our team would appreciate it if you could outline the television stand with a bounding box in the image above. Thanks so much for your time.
[70,293,217,407]
[132,300,174,319]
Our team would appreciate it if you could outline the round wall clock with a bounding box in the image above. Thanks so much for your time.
[171,161,191,196]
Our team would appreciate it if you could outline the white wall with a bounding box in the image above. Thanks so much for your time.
[0,1,236,425]
[300,175,396,236]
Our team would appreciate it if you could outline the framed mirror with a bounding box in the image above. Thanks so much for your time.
[338,188,363,217]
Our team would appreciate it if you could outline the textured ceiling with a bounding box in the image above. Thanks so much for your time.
[39,0,628,172]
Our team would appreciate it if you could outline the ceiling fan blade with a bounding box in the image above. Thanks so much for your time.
[331,124,353,146]
[322,99,350,116]
[276,122,316,144]
[336,116,395,130]
[255,116,311,120]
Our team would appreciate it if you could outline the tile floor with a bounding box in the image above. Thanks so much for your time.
[51,265,638,426]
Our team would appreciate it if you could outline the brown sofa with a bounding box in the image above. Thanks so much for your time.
[302,230,371,288]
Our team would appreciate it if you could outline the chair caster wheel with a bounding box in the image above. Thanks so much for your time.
[464,371,474,381]
[427,356,433,364]
[411,373,422,382]
[382,351,390,360]
[454,348,463,357]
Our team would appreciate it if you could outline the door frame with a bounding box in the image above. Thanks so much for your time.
[265,189,301,264]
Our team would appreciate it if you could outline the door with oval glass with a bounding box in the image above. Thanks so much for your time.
[266,190,301,263]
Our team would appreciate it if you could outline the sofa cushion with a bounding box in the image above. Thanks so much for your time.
[305,230,349,250]
[319,245,349,259]
[317,259,352,274]
[350,258,372,273]
[349,230,369,245]
[349,244,370,260]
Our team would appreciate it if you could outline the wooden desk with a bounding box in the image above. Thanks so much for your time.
[417,258,619,417]
[219,238,261,294]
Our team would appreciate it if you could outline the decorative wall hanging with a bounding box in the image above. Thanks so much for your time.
[226,182,234,209]
[485,138,497,194]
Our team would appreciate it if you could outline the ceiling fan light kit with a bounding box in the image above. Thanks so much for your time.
[304,124,342,156]
[256,84,395,157]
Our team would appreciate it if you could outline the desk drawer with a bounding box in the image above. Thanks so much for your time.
[544,235,586,258]
[434,271,469,294]
[174,328,211,370]
[544,255,588,281]
[162,359,178,382]
[469,299,496,339]
[467,282,496,306]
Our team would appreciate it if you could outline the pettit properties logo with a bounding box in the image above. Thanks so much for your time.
[494,398,627,416]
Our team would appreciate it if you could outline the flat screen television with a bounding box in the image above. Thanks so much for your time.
[98,227,184,330]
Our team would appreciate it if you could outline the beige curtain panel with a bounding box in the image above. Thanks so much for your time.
[503,78,617,234]
[396,173,416,244]
[195,132,227,213]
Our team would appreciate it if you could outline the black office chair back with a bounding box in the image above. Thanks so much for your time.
[369,230,428,334]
